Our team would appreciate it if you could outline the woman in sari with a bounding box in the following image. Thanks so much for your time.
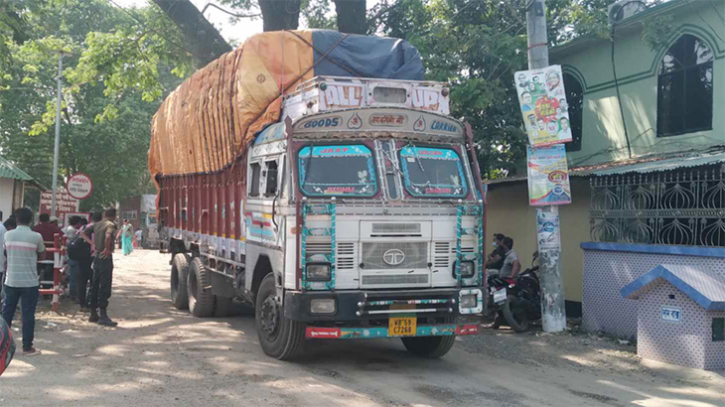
[118,219,134,256]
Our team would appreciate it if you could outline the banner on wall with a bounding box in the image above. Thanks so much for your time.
[526,145,572,206]
[514,65,572,147]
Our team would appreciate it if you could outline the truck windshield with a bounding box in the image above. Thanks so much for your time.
[399,146,468,198]
[298,145,378,197]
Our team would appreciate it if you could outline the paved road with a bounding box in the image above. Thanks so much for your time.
[0,250,722,406]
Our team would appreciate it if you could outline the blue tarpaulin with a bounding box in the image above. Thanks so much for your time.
[312,31,424,80]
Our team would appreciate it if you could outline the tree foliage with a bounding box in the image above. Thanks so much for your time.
[0,0,182,209]
[374,0,612,178]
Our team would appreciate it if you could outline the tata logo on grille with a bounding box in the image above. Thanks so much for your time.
[383,249,406,266]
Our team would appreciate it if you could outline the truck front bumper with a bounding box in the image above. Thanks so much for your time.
[284,287,483,339]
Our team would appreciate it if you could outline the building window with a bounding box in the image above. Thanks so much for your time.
[713,318,724,342]
[563,73,584,152]
[657,34,713,136]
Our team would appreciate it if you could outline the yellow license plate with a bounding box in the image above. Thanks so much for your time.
[389,317,417,336]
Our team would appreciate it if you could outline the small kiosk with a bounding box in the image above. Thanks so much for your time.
[621,264,725,371]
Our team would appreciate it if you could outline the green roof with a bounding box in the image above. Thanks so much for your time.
[0,155,36,182]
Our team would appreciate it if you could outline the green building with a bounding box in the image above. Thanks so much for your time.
[485,0,725,319]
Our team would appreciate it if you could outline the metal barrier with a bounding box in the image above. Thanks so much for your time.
[38,234,64,313]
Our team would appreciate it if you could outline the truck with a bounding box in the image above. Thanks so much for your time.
[152,31,485,360]
[119,194,159,249]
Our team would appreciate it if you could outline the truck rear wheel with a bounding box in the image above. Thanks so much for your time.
[187,257,215,317]
[170,254,190,310]
[401,335,456,358]
[255,274,305,360]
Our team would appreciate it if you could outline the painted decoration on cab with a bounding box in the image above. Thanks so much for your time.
[411,89,441,111]
[322,84,364,109]
[347,112,363,129]
[413,116,426,132]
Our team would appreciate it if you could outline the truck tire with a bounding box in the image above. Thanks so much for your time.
[502,295,530,333]
[401,335,456,358]
[170,254,190,310]
[255,274,305,360]
[214,296,234,317]
[187,257,215,317]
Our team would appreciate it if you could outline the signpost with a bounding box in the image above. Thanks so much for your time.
[66,173,93,200]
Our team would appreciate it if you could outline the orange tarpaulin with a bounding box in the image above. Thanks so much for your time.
[149,30,314,179]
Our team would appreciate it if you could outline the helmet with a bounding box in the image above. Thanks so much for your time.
[0,318,15,376]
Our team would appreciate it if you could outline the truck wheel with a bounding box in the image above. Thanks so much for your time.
[187,257,215,317]
[503,295,530,333]
[214,296,234,317]
[170,254,190,310]
[401,335,456,358]
[255,274,305,360]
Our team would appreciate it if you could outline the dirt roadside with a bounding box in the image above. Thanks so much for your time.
[0,250,722,407]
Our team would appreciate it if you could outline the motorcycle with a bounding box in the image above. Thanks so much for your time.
[483,252,541,333]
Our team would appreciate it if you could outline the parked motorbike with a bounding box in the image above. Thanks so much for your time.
[483,252,541,333]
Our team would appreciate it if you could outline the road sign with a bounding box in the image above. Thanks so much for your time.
[66,173,93,200]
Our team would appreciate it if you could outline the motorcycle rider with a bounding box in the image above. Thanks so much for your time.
[498,237,521,279]
[485,233,506,271]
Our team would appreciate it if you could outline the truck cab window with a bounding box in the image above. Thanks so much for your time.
[250,162,261,197]
[265,160,279,196]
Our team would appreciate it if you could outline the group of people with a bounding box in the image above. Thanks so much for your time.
[0,207,122,356]
[485,233,521,279]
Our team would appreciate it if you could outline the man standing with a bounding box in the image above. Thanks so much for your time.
[485,233,507,271]
[64,216,82,302]
[84,208,118,327]
[2,208,44,355]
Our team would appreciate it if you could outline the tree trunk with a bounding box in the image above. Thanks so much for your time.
[152,0,232,67]
[334,0,367,34]
[258,0,301,31]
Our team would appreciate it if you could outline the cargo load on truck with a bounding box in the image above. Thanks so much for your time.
[149,30,425,180]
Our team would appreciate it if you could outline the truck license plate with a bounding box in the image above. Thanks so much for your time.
[493,288,507,304]
[389,317,417,336]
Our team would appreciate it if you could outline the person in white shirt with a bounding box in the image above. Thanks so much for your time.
[134,229,143,249]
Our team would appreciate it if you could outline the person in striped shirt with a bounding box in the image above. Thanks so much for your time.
[2,207,44,356]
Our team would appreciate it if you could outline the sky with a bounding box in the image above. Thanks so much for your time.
[115,0,382,45]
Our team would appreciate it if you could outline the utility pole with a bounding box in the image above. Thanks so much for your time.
[526,0,567,332]
[51,52,67,218]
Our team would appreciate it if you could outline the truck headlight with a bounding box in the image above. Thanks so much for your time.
[460,294,478,309]
[453,261,476,278]
[307,263,331,281]
[310,298,336,314]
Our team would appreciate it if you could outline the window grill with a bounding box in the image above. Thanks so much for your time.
[589,165,725,247]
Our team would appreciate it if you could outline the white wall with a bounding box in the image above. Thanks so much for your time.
[0,178,14,221]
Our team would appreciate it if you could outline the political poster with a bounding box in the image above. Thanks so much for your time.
[527,145,571,206]
[515,65,572,147]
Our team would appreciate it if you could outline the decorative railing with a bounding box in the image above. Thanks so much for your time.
[589,164,725,247]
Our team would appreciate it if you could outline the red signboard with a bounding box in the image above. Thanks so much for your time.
[40,190,79,227]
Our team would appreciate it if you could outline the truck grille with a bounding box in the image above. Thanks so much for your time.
[362,274,429,285]
[361,242,428,270]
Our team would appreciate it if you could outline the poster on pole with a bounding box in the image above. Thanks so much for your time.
[536,208,561,251]
[66,173,93,200]
[515,65,572,147]
[527,145,571,206]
